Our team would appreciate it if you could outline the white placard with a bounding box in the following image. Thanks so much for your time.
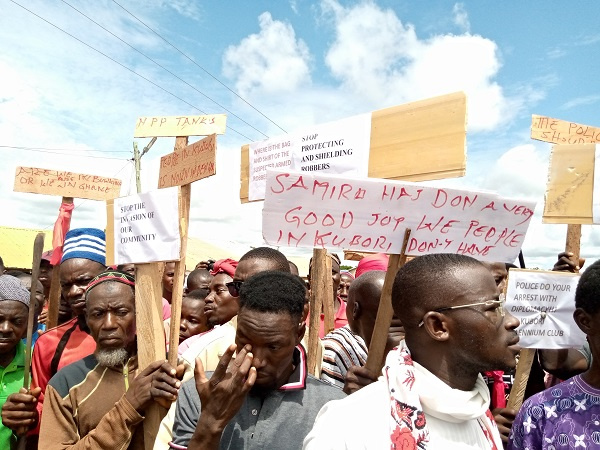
[114,187,180,264]
[248,114,371,201]
[263,170,536,263]
[593,144,600,223]
[505,269,585,349]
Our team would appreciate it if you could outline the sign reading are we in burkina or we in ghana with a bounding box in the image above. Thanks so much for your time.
[13,166,122,201]
[263,170,536,263]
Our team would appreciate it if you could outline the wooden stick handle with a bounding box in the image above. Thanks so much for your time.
[307,249,327,375]
[23,233,45,389]
[364,228,411,374]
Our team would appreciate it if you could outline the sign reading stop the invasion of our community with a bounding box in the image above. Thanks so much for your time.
[505,269,585,349]
[262,170,536,263]
[248,114,371,201]
[113,187,180,264]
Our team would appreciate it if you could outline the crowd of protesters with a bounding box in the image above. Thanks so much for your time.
[0,228,597,449]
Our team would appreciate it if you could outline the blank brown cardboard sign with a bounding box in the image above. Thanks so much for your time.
[543,144,595,224]
[14,166,122,201]
[134,114,227,138]
[532,115,600,145]
[239,91,467,203]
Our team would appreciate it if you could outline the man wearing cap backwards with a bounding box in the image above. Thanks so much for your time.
[0,275,31,449]
[30,270,181,448]
[1,228,107,440]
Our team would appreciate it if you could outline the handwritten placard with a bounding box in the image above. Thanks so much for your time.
[113,187,180,264]
[263,170,536,262]
[134,114,227,138]
[158,134,216,188]
[531,115,600,145]
[13,166,122,200]
[248,114,371,201]
[506,269,585,349]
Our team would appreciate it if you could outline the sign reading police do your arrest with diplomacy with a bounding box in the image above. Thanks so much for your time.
[505,269,585,349]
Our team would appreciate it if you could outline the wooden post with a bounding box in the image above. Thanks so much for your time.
[168,136,191,366]
[322,255,334,336]
[307,249,328,375]
[46,196,73,330]
[507,223,581,410]
[24,233,45,388]
[365,228,411,375]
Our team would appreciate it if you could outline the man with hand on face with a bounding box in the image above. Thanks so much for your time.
[304,253,520,449]
[38,270,182,448]
[170,271,345,449]
[0,275,32,449]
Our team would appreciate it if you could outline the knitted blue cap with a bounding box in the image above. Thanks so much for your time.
[61,228,106,266]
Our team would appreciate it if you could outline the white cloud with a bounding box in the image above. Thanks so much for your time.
[222,12,312,97]
[546,47,566,59]
[320,0,539,132]
[561,94,600,110]
[452,3,470,32]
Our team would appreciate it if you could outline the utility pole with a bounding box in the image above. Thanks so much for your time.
[133,137,157,194]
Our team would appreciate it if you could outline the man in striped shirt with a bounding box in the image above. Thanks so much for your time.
[320,271,384,388]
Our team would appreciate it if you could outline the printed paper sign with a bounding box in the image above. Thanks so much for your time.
[113,187,180,264]
[248,114,371,201]
[14,166,122,200]
[158,134,216,188]
[505,269,585,349]
[531,115,600,145]
[262,170,536,262]
[134,114,227,138]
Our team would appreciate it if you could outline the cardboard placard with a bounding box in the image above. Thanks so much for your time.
[543,144,596,224]
[158,134,216,188]
[134,115,227,138]
[14,166,122,201]
[263,170,536,263]
[249,114,372,201]
[531,115,600,145]
[240,91,467,202]
[112,187,181,264]
[505,269,585,349]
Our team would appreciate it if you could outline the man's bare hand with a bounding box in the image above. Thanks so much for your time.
[194,344,256,434]
[125,360,182,412]
[343,365,378,395]
[492,407,517,445]
[553,252,585,273]
[2,387,41,436]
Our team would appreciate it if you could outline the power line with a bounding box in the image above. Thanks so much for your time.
[0,145,131,154]
[61,0,270,139]
[9,0,255,142]
[0,146,128,160]
[111,0,287,134]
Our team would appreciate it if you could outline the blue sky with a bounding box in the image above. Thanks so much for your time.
[1,0,599,271]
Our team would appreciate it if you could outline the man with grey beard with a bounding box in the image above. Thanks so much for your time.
[38,270,183,449]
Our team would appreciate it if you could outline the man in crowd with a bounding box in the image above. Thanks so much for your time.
[0,275,31,449]
[171,271,346,449]
[508,258,600,449]
[304,253,520,448]
[34,270,182,448]
[178,288,210,345]
[320,271,383,388]
[155,248,292,448]
[163,261,176,304]
[1,228,106,441]
[185,268,212,293]
[9,271,45,348]
[337,271,354,303]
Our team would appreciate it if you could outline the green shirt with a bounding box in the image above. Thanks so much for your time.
[0,341,25,449]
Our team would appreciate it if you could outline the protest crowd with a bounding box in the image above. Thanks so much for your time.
[0,220,597,450]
